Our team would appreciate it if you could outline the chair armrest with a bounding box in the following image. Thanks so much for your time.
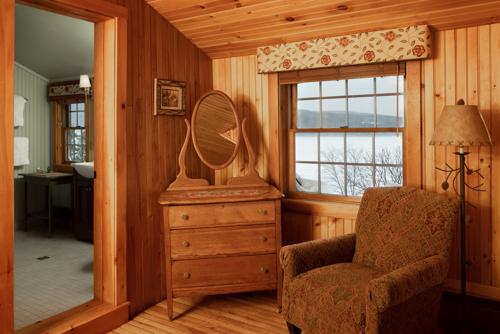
[280,233,356,279]
[366,255,448,312]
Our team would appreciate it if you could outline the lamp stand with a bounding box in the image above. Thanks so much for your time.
[430,99,491,333]
[454,148,467,331]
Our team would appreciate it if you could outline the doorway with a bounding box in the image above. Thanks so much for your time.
[13,5,95,328]
[0,0,128,332]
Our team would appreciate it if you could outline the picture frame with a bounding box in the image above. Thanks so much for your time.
[154,79,186,116]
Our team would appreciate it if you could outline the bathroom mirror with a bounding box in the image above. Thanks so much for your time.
[191,90,240,169]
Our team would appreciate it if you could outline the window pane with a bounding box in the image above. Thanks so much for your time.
[398,95,405,126]
[348,78,373,95]
[295,133,318,162]
[78,112,85,127]
[375,133,402,165]
[376,95,397,127]
[346,165,373,196]
[320,133,344,163]
[398,75,404,92]
[74,130,82,145]
[321,164,345,195]
[375,166,403,186]
[76,147,82,161]
[297,100,320,128]
[70,112,78,127]
[70,103,77,111]
[376,76,397,93]
[295,163,318,193]
[322,80,345,97]
[66,129,75,144]
[297,82,320,98]
[322,98,347,128]
[67,144,74,161]
[78,103,85,111]
[348,97,374,128]
[346,132,372,163]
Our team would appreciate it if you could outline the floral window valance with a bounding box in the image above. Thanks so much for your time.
[48,79,93,101]
[256,25,431,74]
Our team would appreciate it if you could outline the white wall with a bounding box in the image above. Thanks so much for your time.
[14,62,50,176]
[14,63,51,228]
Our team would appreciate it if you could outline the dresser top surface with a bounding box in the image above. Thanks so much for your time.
[158,185,282,205]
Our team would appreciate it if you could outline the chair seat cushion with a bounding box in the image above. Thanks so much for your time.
[283,262,383,334]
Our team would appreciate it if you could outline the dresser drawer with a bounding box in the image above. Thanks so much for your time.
[169,201,275,228]
[170,225,276,259]
[171,254,276,288]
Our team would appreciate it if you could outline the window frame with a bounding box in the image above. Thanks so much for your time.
[63,101,88,163]
[287,67,407,203]
[53,97,90,171]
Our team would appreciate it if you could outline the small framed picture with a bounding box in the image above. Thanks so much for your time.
[154,79,186,115]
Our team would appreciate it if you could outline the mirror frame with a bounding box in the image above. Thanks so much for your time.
[191,90,241,170]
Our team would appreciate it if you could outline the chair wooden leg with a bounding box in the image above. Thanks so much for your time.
[286,322,301,334]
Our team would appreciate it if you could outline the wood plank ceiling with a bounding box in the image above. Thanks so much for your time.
[144,0,500,58]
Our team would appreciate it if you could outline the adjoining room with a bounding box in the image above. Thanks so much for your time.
[13,4,94,329]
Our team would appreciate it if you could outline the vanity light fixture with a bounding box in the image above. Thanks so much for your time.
[79,74,91,95]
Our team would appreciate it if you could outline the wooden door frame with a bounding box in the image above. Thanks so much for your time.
[0,0,128,332]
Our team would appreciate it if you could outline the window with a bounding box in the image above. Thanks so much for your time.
[291,74,404,197]
[64,102,87,162]
[53,98,89,170]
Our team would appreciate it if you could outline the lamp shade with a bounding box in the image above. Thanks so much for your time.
[429,101,491,147]
[79,75,91,89]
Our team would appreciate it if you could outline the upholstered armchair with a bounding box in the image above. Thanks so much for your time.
[280,187,459,334]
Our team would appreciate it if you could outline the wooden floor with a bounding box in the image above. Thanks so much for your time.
[110,292,288,334]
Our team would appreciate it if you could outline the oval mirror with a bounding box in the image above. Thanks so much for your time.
[191,90,240,170]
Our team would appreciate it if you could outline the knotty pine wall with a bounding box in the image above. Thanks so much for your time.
[105,0,213,315]
[420,24,500,287]
[212,23,500,293]
[212,56,271,184]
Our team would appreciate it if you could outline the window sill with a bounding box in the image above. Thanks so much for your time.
[286,191,361,204]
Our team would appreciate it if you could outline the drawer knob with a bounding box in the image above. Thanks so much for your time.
[182,240,190,247]
[260,266,269,274]
[183,272,191,279]
[260,236,268,242]
[258,209,268,215]
[181,214,189,220]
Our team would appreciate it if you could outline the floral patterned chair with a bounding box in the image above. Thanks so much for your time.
[280,187,459,334]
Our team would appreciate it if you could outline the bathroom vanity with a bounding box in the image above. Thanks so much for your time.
[72,162,94,242]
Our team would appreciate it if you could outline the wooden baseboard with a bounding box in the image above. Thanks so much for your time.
[16,300,129,334]
[444,279,500,302]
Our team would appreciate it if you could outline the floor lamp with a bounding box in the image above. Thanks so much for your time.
[429,99,492,330]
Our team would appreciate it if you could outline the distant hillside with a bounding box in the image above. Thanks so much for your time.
[297,109,403,128]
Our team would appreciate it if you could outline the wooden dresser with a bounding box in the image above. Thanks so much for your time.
[159,185,282,320]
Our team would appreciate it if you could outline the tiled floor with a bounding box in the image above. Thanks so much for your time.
[14,222,93,330]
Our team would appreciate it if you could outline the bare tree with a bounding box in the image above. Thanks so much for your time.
[301,145,402,195]
[374,147,403,187]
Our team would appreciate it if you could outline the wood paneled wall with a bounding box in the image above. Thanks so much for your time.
[212,55,271,185]
[103,0,213,315]
[419,24,500,287]
[281,199,359,246]
[212,23,500,293]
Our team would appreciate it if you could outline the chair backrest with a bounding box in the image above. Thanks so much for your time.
[352,187,458,273]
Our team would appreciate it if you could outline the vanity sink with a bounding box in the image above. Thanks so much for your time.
[71,162,94,179]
